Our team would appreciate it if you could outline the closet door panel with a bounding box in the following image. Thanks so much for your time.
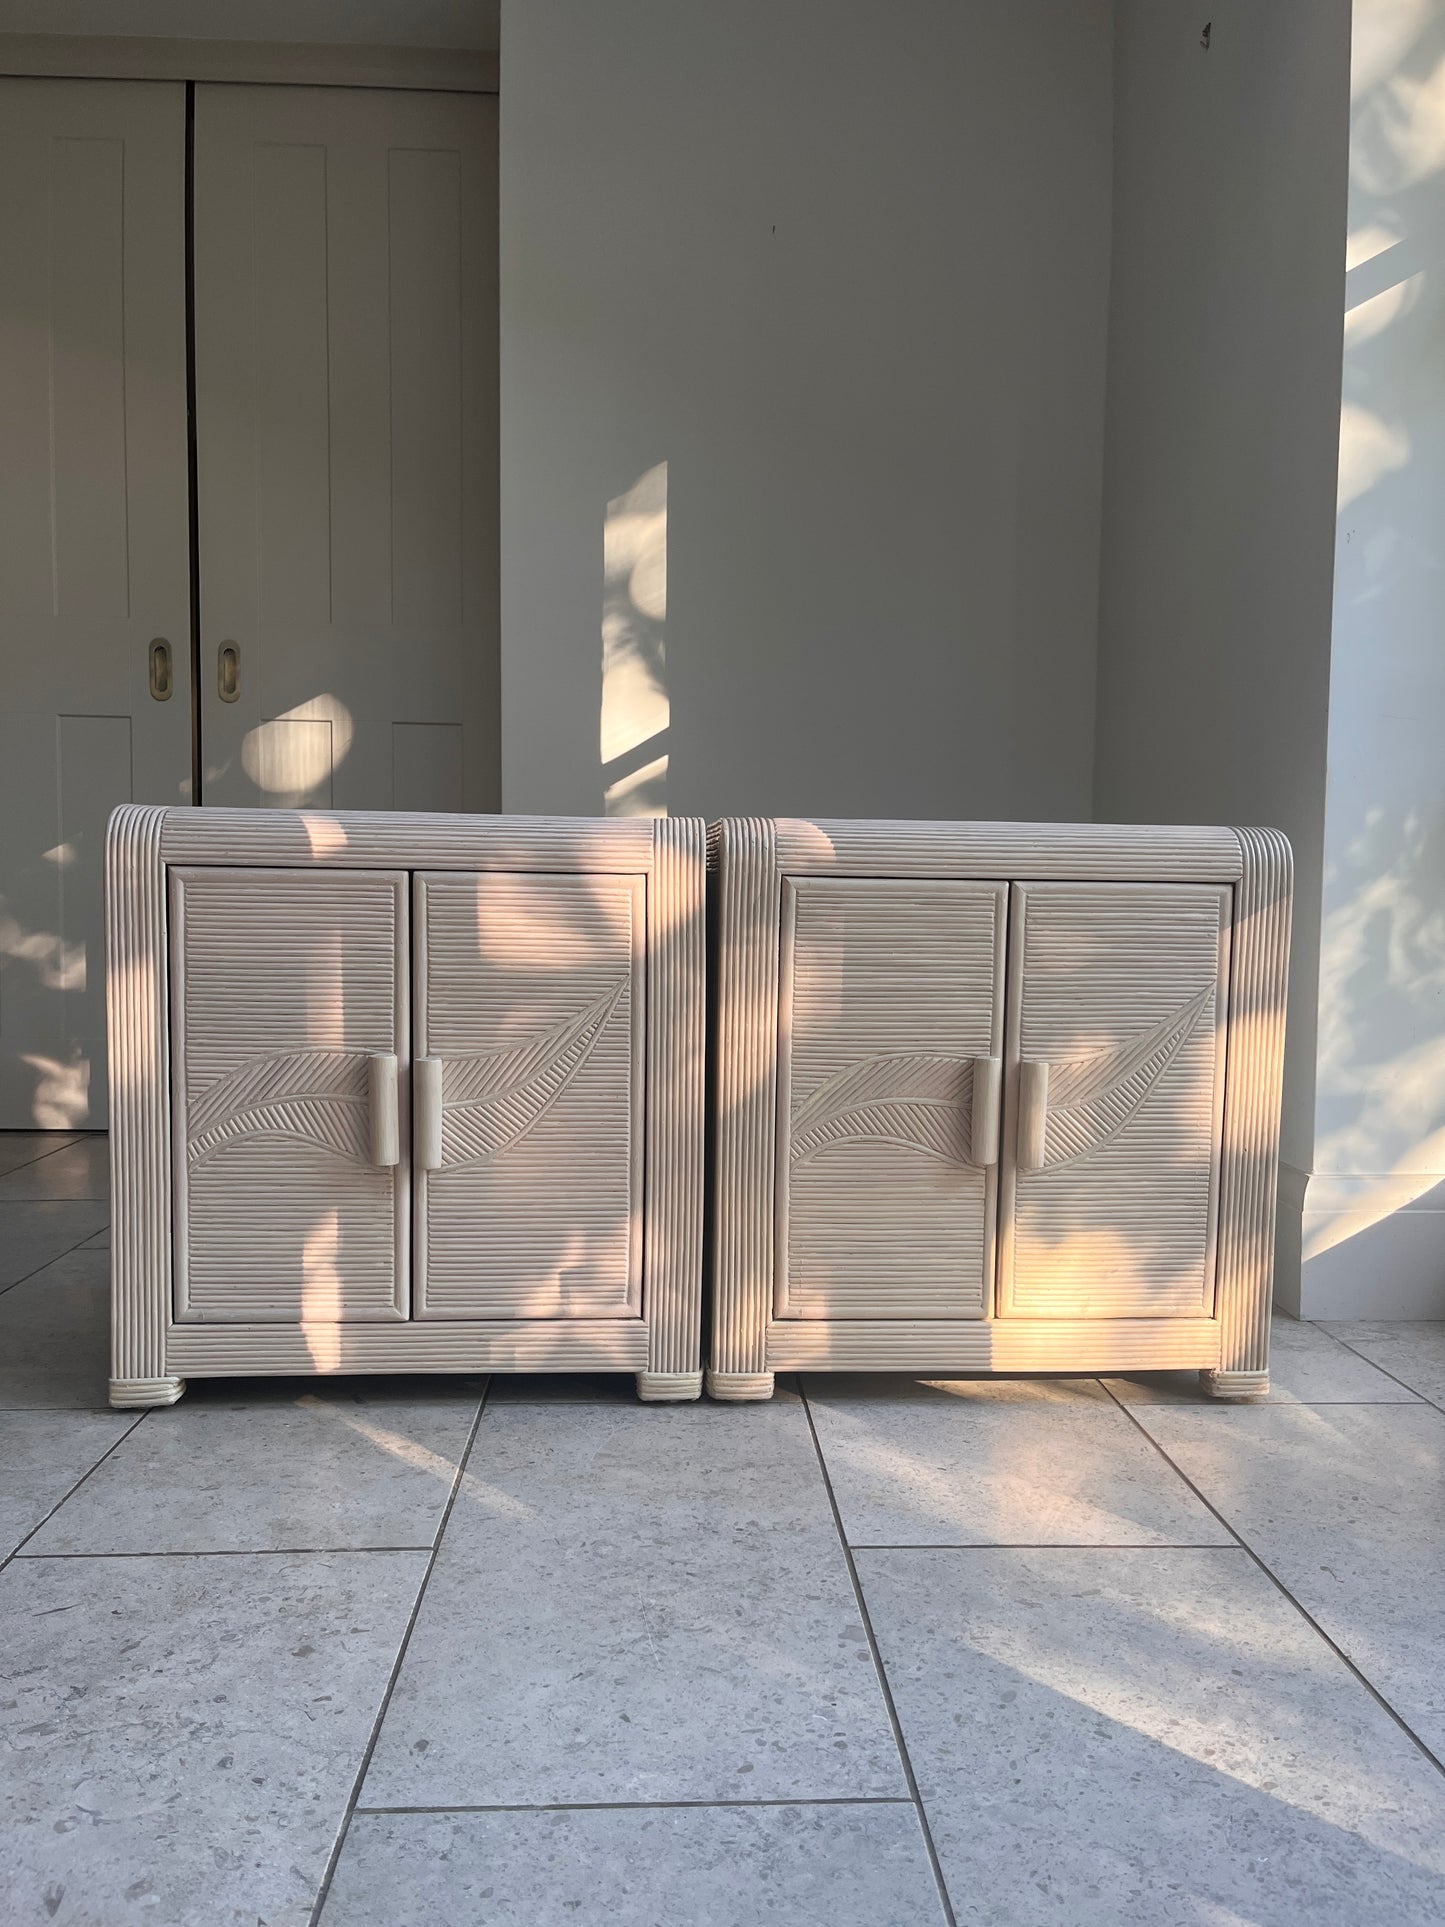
[171,868,409,1323]
[0,80,191,1128]
[777,878,1007,1320]
[192,85,498,815]
[998,882,1230,1320]
[414,872,644,1320]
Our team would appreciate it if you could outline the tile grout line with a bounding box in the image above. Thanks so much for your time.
[1308,1321,1445,1417]
[1097,1376,1445,1781]
[17,1544,438,1559]
[0,1209,111,1300]
[1112,1397,1429,1409]
[0,1133,86,1180]
[0,1410,149,1574]
[354,1796,920,1816]
[797,1377,958,1927]
[849,1542,1240,1552]
[307,1380,493,1927]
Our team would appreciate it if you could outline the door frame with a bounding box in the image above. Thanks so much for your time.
[0,35,497,95]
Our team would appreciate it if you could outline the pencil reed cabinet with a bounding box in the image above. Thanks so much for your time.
[107,808,706,1407]
[707,820,1291,1401]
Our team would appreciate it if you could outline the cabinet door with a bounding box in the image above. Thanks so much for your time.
[998,882,1230,1319]
[777,878,1007,1320]
[413,873,644,1320]
[171,868,409,1322]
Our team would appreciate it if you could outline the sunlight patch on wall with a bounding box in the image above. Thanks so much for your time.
[1344,272,1423,345]
[242,694,354,808]
[1353,36,1445,190]
[1351,0,1436,101]
[1337,401,1409,509]
[20,1051,89,1129]
[1315,809,1445,1178]
[601,461,669,817]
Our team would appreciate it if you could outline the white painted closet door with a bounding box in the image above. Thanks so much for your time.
[413,872,644,1320]
[0,80,191,1129]
[998,882,1231,1319]
[776,878,1007,1320]
[171,867,410,1324]
[193,85,498,814]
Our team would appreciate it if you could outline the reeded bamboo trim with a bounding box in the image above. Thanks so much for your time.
[159,808,654,874]
[636,1371,703,1402]
[167,1319,649,1374]
[772,818,1242,881]
[645,818,706,1378]
[705,1371,775,1401]
[109,1376,185,1408]
[107,805,173,1392]
[766,1318,1222,1371]
[1209,827,1292,1391]
[708,819,780,1377]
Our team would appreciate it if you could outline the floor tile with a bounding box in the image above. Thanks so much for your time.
[1321,1321,1445,1409]
[0,1133,108,1200]
[1124,1400,1445,1761]
[362,1391,905,1807]
[0,1132,81,1178]
[0,1549,427,1927]
[0,1200,111,1289]
[25,1388,481,1555]
[0,1250,109,1409]
[76,1225,109,1250]
[1107,1315,1422,1408]
[0,1409,136,1558]
[804,1376,1230,1547]
[859,1546,1445,1926]
[323,1804,945,1926]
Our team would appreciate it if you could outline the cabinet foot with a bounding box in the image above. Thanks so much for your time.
[705,1370,775,1402]
[635,1371,702,1403]
[1200,1368,1269,1400]
[110,1375,186,1409]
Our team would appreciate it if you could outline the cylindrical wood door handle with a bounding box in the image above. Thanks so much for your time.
[1016,1060,1050,1172]
[968,1055,1002,1167]
[368,1053,399,1166]
[414,1057,443,1171]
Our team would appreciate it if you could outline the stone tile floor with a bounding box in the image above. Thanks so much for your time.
[2,1131,1445,1924]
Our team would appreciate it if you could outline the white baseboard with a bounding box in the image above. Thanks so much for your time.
[1275,1164,1445,1319]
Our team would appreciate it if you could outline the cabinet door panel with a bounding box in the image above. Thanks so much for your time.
[171,868,409,1322]
[414,873,643,1320]
[998,882,1230,1319]
[777,878,1006,1320]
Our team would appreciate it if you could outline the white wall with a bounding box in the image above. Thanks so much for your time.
[1303,0,1445,1315]
[499,0,1114,821]
[1093,3,1352,1243]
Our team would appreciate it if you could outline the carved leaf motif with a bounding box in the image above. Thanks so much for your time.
[1037,981,1216,1169]
[790,1054,972,1167]
[187,1050,370,1166]
[439,983,624,1170]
